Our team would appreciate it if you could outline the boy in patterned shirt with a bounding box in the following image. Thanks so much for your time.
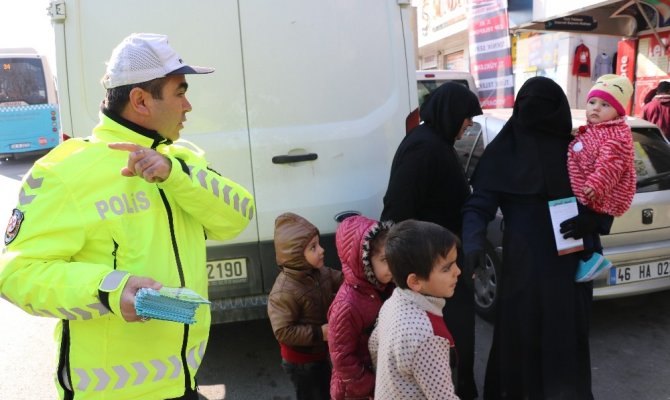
[369,219,461,400]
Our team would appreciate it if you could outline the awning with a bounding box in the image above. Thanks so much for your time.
[508,0,666,38]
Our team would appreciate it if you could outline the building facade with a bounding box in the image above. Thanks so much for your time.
[413,0,668,113]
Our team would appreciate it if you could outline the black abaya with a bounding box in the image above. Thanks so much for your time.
[462,77,608,399]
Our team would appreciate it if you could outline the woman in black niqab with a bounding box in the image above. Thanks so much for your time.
[381,82,483,231]
[462,77,599,400]
[470,76,574,199]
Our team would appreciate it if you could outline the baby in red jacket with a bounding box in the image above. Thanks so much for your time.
[565,74,636,282]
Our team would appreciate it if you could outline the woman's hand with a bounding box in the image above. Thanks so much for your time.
[560,213,598,239]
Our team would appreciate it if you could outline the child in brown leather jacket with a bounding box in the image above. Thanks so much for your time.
[267,212,343,400]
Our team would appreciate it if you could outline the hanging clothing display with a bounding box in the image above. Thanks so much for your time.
[572,43,591,77]
[593,52,613,79]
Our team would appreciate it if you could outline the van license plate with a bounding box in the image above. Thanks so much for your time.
[207,258,248,285]
[609,259,670,285]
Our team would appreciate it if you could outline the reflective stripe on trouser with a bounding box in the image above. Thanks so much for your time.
[65,341,206,392]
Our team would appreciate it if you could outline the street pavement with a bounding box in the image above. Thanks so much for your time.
[0,298,58,399]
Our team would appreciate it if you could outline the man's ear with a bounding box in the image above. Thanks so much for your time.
[406,273,423,292]
[128,87,150,116]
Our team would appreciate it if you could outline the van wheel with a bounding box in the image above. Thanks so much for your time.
[474,241,500,322]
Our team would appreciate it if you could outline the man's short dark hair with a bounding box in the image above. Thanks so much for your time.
[657,81,670,95]
[102,76,168,114]
[385,219,459,289]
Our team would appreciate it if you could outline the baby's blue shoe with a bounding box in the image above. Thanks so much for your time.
[575,253,613,282]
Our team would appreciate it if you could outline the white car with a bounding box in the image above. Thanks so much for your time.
[461,109,670,320]
[416,69,478,103]
[407,70,479,133]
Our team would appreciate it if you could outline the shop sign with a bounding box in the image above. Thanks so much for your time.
[544,15,597,31]
[418,0,468,47]
[514,33,559,71]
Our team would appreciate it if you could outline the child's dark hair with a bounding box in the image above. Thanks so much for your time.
[385,219,460,289]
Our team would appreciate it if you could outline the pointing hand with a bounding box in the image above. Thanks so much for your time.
[108,142,172,183]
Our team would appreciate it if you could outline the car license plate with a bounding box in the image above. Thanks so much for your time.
[609,259,670,285]
[10,143,31,150]
[207,257,248,285]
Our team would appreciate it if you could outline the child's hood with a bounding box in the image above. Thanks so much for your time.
[274,212,319,271]
[335,215,390,289]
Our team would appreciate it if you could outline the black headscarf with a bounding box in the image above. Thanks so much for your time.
[419,82,483,145]
[470,76,573,200]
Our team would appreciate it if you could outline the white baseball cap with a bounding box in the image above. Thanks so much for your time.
[102,33,214,89]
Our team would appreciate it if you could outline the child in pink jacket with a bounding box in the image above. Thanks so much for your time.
[562,74,636,282]
[328,216,393,400]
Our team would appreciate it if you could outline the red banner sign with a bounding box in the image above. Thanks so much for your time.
[468,0,514,109]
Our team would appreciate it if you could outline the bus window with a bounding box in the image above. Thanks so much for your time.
[0,48,59,159]
[0,58,48,106]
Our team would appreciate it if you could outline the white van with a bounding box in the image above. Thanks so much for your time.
[48,0,417,323]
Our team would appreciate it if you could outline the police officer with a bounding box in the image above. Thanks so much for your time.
[0,33,254,400]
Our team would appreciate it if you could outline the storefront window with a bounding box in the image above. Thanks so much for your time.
[444,51,465,70]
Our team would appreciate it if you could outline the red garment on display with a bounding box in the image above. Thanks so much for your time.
[642,94,670,139]
[572,44,591,77]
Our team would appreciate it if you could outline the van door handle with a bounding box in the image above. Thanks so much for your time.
[272,153,318,164]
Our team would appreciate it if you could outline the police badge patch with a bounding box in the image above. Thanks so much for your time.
[4,208,24,245]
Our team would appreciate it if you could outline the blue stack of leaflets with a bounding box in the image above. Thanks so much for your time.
[135,287,210,324]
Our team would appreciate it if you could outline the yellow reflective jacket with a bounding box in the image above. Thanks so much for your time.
[0,111,254,399]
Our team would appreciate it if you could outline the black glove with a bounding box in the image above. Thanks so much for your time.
[559,213,598,240]
[463,250,486,290]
